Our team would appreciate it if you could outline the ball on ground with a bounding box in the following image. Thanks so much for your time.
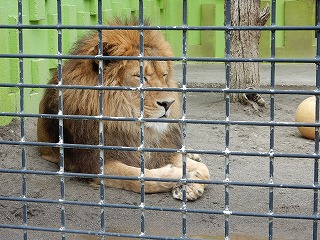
[295,96,318,140]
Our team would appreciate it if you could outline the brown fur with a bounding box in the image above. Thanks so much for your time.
[37,18,209,200]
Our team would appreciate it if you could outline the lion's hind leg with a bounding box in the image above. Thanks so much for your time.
[37,110,60,164]
[102,161,183,194]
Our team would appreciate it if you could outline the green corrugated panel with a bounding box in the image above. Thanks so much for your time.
[260,0,315,58]
[188,3,216,57]
[0,6,14,125]
[89,0,98,16]
[62,5,78,54]
[279,0,315,57]
[161,0,183,57]
[0,89,16,126]
[8,16,19,87]
[28,0,46,21]
[29,59,49,112]
[47,14,58,70]
[0,0,317,125]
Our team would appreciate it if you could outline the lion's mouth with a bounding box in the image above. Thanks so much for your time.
[160,114,167,118]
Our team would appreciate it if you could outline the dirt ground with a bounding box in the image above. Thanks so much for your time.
[1,66,320,239]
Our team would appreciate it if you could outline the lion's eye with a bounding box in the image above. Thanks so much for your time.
[163,73,168,78]
[133,74,148,82]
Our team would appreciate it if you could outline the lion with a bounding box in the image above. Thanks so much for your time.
[37,18,210,201]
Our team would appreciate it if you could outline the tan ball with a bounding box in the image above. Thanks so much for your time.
[295,96,318,140]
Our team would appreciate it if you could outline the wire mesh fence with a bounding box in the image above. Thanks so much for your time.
[0,0,319,239]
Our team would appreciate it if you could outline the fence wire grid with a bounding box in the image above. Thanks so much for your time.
[0,0,320,240]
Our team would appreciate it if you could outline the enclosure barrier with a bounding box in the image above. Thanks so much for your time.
[0,0,319,239]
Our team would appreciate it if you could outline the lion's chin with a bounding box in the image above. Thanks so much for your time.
[145,122,168,133]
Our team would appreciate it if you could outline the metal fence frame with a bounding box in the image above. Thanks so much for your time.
[0,0,319,239]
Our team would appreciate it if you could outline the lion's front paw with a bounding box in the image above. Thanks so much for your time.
[186,153,202,162]
[172,182,205,201]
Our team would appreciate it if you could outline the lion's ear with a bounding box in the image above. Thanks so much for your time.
[90,42,115,68]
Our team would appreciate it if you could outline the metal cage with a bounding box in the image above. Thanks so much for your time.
[0,0,319,239]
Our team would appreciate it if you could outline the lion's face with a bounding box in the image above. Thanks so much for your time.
[108,59,180,133]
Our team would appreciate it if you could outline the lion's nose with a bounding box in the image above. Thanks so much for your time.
[157,100,175,111]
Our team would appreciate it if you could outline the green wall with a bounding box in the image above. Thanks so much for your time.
[0,0,317,125]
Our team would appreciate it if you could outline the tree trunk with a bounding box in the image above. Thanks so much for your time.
[226,0,270,109]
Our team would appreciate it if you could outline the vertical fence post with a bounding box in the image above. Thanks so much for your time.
[97,0,106,239]
[313,1,320,239]
[17,1,27,240]
[224,1,231,239]
[56,1,66,239]
[268,1,277,239]
[181,0,188,238]
[138,0,146,237]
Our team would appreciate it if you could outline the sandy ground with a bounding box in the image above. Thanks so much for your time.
[1,64,320,240]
